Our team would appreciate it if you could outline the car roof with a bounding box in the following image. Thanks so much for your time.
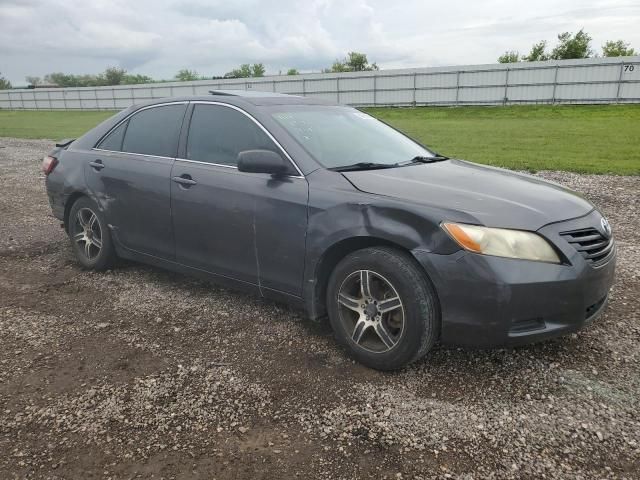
[134,91,339,108]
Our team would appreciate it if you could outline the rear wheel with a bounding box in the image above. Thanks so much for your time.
[326,247,439,370]
[68,197,116,270]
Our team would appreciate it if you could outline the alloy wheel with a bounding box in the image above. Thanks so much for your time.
[72,208,103,260]
[336,270,405,353]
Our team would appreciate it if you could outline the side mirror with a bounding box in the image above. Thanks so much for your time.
[237,149,290,176]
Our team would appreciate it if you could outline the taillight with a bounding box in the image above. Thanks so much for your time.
[42,155,58,175]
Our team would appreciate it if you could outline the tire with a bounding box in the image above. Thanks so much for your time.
[326,247,439,370]
[67,197,116,271]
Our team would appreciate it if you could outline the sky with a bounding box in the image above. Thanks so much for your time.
[1,0,639,85]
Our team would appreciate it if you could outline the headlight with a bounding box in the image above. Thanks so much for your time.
[442,222,561,263]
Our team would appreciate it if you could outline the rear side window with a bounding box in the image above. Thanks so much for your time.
[121,104,187,157]
[98,121,127,151]
[186,104,278,166]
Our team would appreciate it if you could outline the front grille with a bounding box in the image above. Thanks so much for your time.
[560,228,614,266]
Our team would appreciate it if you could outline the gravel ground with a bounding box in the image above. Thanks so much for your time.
[0,137,638,479]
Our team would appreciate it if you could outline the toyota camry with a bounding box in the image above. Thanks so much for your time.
[43,91,616,370]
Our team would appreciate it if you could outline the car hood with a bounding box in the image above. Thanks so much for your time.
[342,159,594,230]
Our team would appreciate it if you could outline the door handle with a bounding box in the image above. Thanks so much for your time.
[172,175,197,187]
[89,160,105,170]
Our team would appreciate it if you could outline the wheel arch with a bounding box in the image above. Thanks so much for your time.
[307,236,439,321]
[63,191,90,233]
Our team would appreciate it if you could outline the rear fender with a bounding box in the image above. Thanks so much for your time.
[46,148,98,229]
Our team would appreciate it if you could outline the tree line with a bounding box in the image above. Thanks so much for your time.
[0,73,10,90]
[0,51,379,90]
[498,30,636,63]
[1,39,636,90]
[25,67,154,88]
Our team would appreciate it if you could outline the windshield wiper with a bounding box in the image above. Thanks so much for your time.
[398,154,449,166]
[330,162,400,172]
[330,155,448,172]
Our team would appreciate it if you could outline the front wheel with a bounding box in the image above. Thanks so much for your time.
[68,197,116,271]
[326,247,439,370]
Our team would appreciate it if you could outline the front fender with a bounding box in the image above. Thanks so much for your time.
[301,171,468,320]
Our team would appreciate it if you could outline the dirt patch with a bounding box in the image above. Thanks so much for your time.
[0,137,639,479]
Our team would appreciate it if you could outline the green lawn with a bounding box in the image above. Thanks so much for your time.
[363,105,640,175]
[0,105,638,174]
[0,110,113,140]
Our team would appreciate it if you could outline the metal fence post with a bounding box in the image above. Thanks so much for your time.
[503,67,510,105]
[615,61,624,103]
[373,74,377,106]
[455,70,460,106]
[413,72,417,106]
[302,78,306,95]
[336,76,341,103]
[551,64,559,104]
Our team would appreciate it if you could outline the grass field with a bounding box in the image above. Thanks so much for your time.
[1,105,638,174]
[364,105,640,175]
[0,110,112,140]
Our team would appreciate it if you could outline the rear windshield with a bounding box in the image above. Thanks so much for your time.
[269,106,434,168]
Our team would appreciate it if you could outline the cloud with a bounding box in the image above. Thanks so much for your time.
[0,0,639,84]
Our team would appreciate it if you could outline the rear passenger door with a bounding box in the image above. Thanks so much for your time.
[171,102,309,296]
[87,102,187,259]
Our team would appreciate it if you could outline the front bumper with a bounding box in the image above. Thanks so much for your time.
[413,210,616,347]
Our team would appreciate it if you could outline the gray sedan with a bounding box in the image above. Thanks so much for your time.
[43,91,616,370]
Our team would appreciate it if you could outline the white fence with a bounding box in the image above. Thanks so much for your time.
[1,56,639,110]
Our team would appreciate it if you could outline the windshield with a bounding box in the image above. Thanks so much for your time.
[270,106,434,169]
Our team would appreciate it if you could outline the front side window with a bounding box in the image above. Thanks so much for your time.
[186,104,278,166]
[121,104,187,157]
[270,106,434,169]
